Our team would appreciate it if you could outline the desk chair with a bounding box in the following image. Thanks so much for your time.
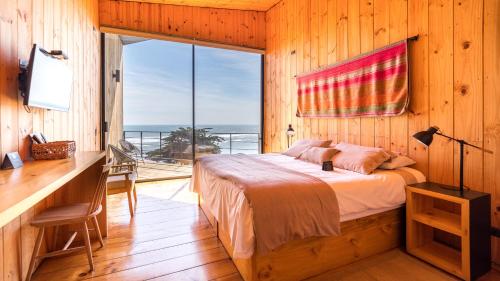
[26,163,111,281]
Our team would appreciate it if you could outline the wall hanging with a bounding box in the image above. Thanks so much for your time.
[296,39,411,118]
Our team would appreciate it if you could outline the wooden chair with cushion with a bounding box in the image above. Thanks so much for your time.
[108,144,138,217]
[26,163,111,281]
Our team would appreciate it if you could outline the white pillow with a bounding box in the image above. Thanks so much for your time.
[297,147,339,164]
[379,155,416,170]
[332,142,394,159]
[283,139,332,157]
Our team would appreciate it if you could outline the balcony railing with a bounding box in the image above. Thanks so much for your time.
[122,130,261,163]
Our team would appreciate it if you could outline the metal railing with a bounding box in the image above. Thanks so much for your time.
[122,130,261,163]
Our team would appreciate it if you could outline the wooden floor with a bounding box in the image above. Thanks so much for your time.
[33,179,500,281]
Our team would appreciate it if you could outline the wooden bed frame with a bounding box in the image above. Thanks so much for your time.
[199,195,404,281]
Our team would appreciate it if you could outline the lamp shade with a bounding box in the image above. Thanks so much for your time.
[286,124,295,137]
[412,126,439,147]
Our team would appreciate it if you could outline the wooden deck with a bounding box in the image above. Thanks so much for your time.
[32,179,500,281]
[137,161,192,181]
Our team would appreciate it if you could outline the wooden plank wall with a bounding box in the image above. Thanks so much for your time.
[98,0,267,50]
[263,0,500,265]
[0,0,101,279]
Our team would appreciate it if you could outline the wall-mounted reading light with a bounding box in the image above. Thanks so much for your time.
[112,69,121,82]
[286,124,295,148]
[39,49,68,60]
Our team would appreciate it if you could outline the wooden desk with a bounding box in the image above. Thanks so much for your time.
[0,151,106,280]
[0,151,106,229]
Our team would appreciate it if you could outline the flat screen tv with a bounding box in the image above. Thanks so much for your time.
[23,44,72,112]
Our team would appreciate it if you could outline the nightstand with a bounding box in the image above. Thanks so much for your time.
[406,182,491,281]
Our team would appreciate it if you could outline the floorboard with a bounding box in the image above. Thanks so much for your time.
[33,179,499,281]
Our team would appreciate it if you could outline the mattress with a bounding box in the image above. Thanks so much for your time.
[257,154,425,220]
[192,153,426,259]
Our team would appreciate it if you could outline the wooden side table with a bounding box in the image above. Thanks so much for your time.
[406,182,491,280]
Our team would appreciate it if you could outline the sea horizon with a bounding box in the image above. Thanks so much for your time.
[123,124,261,155]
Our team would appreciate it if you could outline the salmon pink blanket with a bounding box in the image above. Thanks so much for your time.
[296,40,409,118]
[194,154,340,255]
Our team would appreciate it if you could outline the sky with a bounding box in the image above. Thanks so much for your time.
[123,39,261,126]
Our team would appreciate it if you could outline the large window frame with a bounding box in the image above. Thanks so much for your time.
[101,32,265,157]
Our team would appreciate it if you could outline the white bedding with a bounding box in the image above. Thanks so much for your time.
[192,153,426,259]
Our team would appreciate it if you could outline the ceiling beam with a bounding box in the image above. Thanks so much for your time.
[120,0,281,12]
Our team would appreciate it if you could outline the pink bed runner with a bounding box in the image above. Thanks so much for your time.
[195,154,340,254]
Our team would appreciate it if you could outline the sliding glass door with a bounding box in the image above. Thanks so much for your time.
[194,46,262,158]
[106,34,262,180]
[120,38,193,180]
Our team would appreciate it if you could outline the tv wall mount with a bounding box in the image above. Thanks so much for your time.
[18,60,29,98]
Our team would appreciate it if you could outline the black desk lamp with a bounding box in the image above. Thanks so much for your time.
[412,126,493,196]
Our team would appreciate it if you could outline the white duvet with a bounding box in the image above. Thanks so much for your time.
[191,153,426,259]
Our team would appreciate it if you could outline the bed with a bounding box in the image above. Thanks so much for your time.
[191,153,425,281]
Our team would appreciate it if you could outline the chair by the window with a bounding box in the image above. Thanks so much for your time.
[108,144,138,217]
[26,163,111,281]
[119,139,144,163]
[109,143,137,168]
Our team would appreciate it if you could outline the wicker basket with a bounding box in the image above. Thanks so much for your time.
[32,141,76,160]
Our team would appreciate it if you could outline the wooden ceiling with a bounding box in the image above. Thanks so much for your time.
[121,0,281,11]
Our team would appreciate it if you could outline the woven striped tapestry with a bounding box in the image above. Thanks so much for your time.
[296,40,409,118]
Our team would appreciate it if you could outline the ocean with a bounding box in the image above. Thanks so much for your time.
[123,124,261,156]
